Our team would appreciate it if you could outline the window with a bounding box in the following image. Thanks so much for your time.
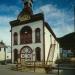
[20,26,32,44]
[35,47,41,61]
[35,28,40,43]
[13,32,18,45]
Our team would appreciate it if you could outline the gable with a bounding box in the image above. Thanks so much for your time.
[10,13,44,27]
[44,22,57,41]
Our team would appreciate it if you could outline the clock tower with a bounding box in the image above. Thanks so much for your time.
[17,0,33,21]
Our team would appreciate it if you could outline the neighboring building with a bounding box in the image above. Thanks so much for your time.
[58,32,75,75]
[6,46,11,61]
[0,41,6,61]
[10,0,60,65]
[58,32,75,58]
[0,41,11,63]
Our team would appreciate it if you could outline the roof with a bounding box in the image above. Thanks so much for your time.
[58,32,75,50]
[10,13,57,41]
[17,8,33,19]
[10,13,44,27]
[0,41,6,48]
[44,22,57,41]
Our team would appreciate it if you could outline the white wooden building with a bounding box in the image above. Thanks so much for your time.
[0,41,11,63]
[10,0,60,66]
[0,41,6,61]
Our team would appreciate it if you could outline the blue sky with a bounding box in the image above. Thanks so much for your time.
[0,0,75,45]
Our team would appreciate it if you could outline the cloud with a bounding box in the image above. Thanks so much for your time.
[0,4,21,17]
[0,3,74,46]
[0,5,20,45]
[0,16,15,45]
[34,4,74,37]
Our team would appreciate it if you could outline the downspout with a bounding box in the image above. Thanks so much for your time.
[43,14,45,64]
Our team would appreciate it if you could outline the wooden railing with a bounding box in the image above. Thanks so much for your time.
[16,61,53,71]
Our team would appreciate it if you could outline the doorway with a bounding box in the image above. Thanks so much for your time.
[14,49,18,63]
[20,46,33,65]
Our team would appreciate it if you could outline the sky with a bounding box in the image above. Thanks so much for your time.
[0,0,75,45]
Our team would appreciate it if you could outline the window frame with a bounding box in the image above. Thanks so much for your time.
[20,26,32,44]
[13,32,18,45]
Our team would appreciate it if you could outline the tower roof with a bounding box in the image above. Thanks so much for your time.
[0,41,6,48]
[17,0,33,21]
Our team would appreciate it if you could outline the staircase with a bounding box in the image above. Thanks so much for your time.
[46,43,56,65]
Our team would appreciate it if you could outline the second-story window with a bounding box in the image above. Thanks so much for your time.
[20,26,32,44]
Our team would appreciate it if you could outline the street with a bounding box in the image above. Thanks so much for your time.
[0,64,75,75]
[0,65,58,75]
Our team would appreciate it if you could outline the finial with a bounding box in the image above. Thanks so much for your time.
[22,0,33,7]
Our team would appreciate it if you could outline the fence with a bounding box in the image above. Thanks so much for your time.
[15,60,75,74]
[16,61,53,73]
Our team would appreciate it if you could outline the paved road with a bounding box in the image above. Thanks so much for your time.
[0,64,74,75]
[0,65,58,75]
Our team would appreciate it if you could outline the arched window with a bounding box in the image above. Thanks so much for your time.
[13,32,18,45]
[20,26,32,44]
[35,47,41,61]
[14,49,18,63]
[35,28,40,43]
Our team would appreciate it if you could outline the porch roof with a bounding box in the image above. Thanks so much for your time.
[0,42,7,48]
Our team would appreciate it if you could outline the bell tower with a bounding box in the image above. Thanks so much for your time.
[17,0,33,21]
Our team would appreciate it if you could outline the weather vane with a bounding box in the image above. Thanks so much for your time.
[21,0,33,7]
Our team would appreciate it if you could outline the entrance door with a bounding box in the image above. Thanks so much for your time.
[20,46,33,64]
